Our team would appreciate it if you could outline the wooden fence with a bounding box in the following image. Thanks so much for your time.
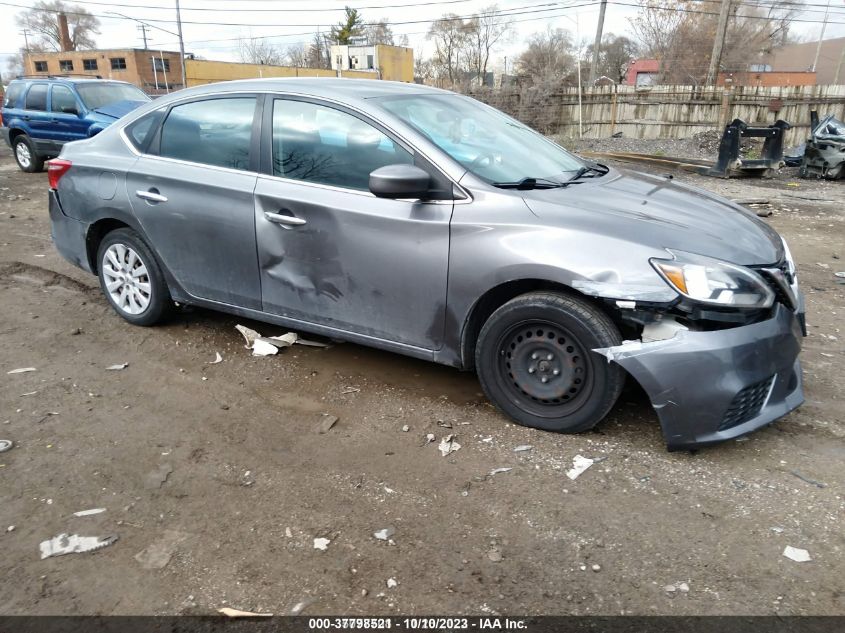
[468,84,845,147]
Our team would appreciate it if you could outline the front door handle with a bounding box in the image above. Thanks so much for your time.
[264,210,306,226]
[136,189,168,203]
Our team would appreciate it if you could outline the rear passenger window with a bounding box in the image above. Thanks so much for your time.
[3,83,24,108]
[125,109,165,152]
[25,84,48,111]
[272,99,413,190]
[159,97,256,171]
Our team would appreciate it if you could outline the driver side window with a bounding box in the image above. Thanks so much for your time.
[272,99,413,191]
[51,85,78,113]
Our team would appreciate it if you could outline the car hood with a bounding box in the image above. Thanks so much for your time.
[521,168,783,266]
[91,100,148,120]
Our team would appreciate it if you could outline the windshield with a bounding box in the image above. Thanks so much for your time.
[76,83,150,109]
[379,94,583,184]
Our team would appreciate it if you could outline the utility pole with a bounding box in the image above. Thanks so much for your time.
[138,24,149,49]
[588,0,607,85]
[19,29,31,75]
[175,0,187,88]
[705,0,732,86]
[811,0,831,73]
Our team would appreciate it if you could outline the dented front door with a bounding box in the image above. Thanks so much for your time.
[254,177,452,349]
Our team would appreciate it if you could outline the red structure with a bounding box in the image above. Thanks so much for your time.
[624,59,660,86]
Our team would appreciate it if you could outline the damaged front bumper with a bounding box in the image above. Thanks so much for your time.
[595,302,804,450]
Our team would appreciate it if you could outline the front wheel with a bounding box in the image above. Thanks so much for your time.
[12,135,44,173]
[475,292,625,433]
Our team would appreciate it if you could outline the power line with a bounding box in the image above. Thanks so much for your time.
[28,0,478,12]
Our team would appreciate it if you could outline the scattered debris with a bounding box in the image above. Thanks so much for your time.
[7,367,36,374]
[678,582,690,593]
[7,526,15,532]
[208,352,223,364]
[20,391,38,397]
[317,414,338,434]
[755,209,773,218]
[835,272,845,278]
[39,533,118,559]
[72,508,106,517]
[566,455,595,480]
[106,363,128,371]
[236,324,330,356]
[424,433,436,444]
[487,549,503,563]
[591,564,601,572]
[790,470,827,488]
[290,599,315,615]
[401,425,410,432]
[782,546,811,563]
[134,530,189,569]
[513,445,533,452]
[438,434,461,457]
[0,440,13,453]
[771,526,785,534]
[218,608,273,618]
[437,420,453,429]
[386,578,398,589]
[143,463,173,490]
[374,527,396,541]
[664,584,677,595]
[341,387,361,394]
[489,467,513,476]
[313,537,331,551]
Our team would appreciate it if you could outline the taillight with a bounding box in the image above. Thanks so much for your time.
[47,159,72,190]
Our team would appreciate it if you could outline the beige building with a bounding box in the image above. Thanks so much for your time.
[329,44,414,82]
[23,48,185,95]
[765,37,845,85]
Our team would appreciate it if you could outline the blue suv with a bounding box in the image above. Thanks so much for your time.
[1,76,150,172]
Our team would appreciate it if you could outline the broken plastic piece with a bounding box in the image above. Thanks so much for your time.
[438,434,461,456]
[566,455,595,480]
[40,533,118,559]
[374,527,396,541]
[73,508,106,517]
[313,537,331,551]
[209,352,223,364]
[642,317,688,343]
[0,440,12,453]
[106,363,128,371]
[572,280,676,302]
[489,467,513,475]
[7,367,36,374]
[218,608,273,618]
[782,546,811,562]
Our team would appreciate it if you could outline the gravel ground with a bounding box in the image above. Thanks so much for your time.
[0,143,843,616]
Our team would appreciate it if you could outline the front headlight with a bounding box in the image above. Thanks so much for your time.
[650,250,775,309]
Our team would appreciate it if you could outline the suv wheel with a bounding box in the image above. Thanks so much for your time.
[475,292,625,433]
[96,228,172,326]
[12,135,44,173]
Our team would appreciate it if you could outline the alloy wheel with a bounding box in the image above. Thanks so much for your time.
[15,141,31,169]
[102,243,152,315]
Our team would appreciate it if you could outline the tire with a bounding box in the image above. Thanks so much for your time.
[12,135,44,173]
[475,291,625,433]
[96,228,172,326]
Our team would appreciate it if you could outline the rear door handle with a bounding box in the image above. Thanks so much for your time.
[264,211,306,226]
[136,190,168,203]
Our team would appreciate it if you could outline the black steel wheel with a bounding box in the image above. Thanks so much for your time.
[475,292,625,433]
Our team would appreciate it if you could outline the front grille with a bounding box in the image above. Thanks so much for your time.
[719,375,775,431]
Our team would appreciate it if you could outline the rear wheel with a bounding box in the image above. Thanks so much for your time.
[96,228,172,326]
[12,135,44,173]
[475,292,625,433]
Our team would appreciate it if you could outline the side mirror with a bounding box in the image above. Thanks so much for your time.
[369,164,431,200]
[61,105,79,115]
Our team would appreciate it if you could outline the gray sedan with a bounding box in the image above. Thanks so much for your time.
[46,78,805,449]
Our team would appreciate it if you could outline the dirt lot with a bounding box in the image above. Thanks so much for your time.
[0,144,843,616]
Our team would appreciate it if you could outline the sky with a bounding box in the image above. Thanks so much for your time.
[2,0,845,76]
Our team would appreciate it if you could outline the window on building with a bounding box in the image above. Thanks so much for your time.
[152,58,171,72]
[59,60,74,72]
[24,84,48,111]
[110,58,127,70]
[83,59,98,71]
[748,63,772,73]
[159,97,256,170]
[272,99,413,190]
[51,85,78,114]
[34,61,48,72]
[367,55,374,69]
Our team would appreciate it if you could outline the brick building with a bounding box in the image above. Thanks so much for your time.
[23,48,184,95]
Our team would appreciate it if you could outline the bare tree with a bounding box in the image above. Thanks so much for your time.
[427,14,473,86]
[465,5,511,85]
[515,26,577,84]
[285,43,309,68]
[16,0,99,51]
[585,34,640,84]
[307,32,331,69]
[630,0,802,85]
[238,37,283,66]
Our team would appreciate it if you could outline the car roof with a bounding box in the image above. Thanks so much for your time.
[177,77,453,102]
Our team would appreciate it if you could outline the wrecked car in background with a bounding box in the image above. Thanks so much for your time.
[45,78,805,450]
[800,112,845,180]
